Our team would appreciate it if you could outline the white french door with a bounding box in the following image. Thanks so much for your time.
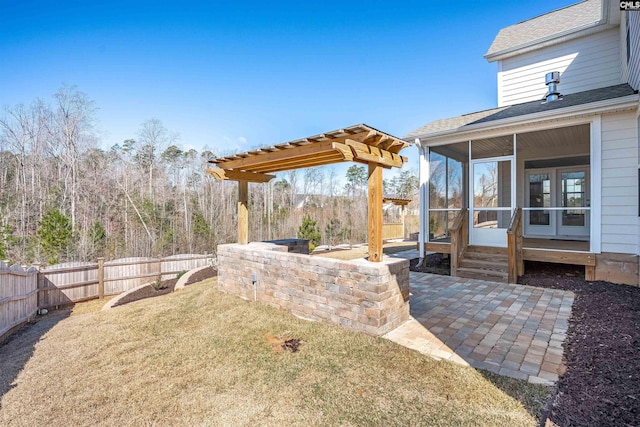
[469,156,514,247]
[524,166,590,239]
[557,167,590,237]
[525,169,554,236]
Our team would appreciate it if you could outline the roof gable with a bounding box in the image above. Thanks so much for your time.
[485,0,603,61]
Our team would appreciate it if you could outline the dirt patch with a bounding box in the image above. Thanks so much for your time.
[263,333,303,353]
[518,262,640,427]
[409,253,450,276]
[282,338,301,353]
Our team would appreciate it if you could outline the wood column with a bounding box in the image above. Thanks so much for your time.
[401,205,406,239]
[368,163,383,262]
[238,180,249,244]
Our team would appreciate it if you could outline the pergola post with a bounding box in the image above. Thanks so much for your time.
[401,205,406,239]
[238,180,248,244]
[368,163,383,262]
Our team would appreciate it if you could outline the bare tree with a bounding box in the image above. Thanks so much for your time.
[47,85,98,231]
[137,118,178,201]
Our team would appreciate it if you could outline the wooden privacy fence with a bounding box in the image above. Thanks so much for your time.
[38,254,214,309]
[0,254,213,340]
[0,261,38,340]
[382,223,404,240]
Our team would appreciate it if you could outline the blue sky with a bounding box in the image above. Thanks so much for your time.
[0,0,579,177]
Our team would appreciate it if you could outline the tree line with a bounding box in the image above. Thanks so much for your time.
[0,85,417,265]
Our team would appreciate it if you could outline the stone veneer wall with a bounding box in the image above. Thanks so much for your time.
[595,253,639,286]
[217,242,410,336]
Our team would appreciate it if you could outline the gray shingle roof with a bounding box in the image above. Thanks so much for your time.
[404,107,507,140]
[405,84,637,140]
[485,0,602,59]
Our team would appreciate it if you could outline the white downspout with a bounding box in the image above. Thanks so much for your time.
[590,116,602,254]
[418,139,429,266]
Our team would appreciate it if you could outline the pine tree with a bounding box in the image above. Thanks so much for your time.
[297,215,321,250]
[0,224,15,260]
[37,209,72,265]
[324,218,342,248]
[88,221,106,258]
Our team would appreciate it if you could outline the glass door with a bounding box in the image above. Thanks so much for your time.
[557,167,590,237]
[523,166,590,239]
[524,170,555,236]
[470,157,513,247]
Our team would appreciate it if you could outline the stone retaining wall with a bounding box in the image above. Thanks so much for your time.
[217,242,410,336]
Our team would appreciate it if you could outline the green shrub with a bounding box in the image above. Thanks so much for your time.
[297,215,321,250]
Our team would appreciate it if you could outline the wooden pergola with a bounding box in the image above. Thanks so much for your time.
[383,197,412,238]
[205,124,410,262]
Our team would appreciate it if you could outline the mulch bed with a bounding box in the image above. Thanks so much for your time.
[409,257,640,425]
[112,267,217,308]
[518,262,640,427]
[184,266,217,286]
[112,278,179,307]
[409,253,450,275]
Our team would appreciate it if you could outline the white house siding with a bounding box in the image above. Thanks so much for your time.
[625,12,640,90]
[498,29,622,107]
[600,111,639,255]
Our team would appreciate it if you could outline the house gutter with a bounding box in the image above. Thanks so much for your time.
[417,141,428,264]
[414,94,640,146]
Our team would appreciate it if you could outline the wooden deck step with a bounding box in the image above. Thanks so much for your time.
[453,245,509,283]
[459,258,508,271]
[455,267,508,283]
[466,245,508,255]
[462,251,508,262]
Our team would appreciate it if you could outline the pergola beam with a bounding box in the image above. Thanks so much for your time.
[383,198,411,206]
[345,139,407,168]
[213,141,354,172]
[249,151,351,173]
[206,168,276,183]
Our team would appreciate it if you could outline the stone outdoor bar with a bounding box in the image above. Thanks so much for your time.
[217,241,410,336]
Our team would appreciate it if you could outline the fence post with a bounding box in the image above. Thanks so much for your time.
[32,263,43,310]
[155,258,162,284]
[97,258,105,299]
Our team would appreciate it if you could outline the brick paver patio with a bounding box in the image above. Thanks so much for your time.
[384,272,575,385]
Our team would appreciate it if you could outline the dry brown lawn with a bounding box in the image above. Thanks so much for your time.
[0,278,548,426]
[314,241,416,261]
